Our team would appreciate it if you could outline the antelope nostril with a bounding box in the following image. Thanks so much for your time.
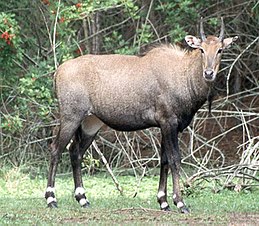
[204,69,215,81]
[205,70,213,76]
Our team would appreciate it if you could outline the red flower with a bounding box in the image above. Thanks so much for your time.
[59,17,65,23]
[1,31,8,40]
[75,3,82,8]
[42,0,50,6]
[74,45,85,55]
[75,48,81,55]
[1,31,13,45]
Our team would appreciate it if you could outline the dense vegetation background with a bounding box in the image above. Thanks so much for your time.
[0,0,258,188]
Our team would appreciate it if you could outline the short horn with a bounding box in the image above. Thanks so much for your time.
[219,17,224,41]
[200,17,206,41]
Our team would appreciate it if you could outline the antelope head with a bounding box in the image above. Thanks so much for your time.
[185,18,238,82]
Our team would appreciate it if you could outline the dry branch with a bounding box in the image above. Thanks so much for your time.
[92,140,123,195]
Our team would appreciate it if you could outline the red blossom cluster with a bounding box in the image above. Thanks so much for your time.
[42,0,50,6]
[75,3,82,8]
[1,31,13,45]
[59,17,65,23]
[74,44,86,55]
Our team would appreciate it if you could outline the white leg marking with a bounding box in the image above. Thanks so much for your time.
[47,197,57,204]
[161,202,169,209]
[177,201,184,209]
[173,194,176,199]
[79,198,88,206]
[46,186,55,193]
[75,187,85,196]
[157,191,166,199]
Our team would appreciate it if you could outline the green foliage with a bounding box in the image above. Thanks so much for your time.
[1,61,55,134]
[0,12,23,72]
[156,0,210,42]
[82,154,100,173]
[0,13,24,134]
[1,114,23,133]
[18,62,55,120]
[122,0,140,19]
[104,31,138,55]
[136,24,154,47]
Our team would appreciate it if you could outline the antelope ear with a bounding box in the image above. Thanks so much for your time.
[223,36,238,49]
[185,35,202,49]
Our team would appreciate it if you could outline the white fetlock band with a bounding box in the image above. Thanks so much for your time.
[75,187,86,196]
[177,201,184,209]
[79,198,88,206]
[161,202,169,209]
[47,196,57,204]
[157,191,166,199]
[46,186,55,193]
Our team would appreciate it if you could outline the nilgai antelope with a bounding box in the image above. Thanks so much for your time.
[45,18,237,213]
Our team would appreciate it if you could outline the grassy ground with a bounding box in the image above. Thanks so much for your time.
[0,168,258,225]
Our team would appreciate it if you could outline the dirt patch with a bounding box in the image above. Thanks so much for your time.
[60,208,259,225]
[228,212,259,226]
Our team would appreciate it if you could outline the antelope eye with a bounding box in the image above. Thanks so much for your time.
[217,48,223,54]
[200,48,205,54]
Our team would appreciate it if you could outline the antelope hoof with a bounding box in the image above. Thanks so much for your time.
[81,201,90,208]
[48,201,58,208]
[161,206,171,211]
[179,206,189,214]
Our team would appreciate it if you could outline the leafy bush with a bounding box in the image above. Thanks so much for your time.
[19,62,55,119]
[0,13,23,133]
[0,12,23,72]
[0,0,258,180]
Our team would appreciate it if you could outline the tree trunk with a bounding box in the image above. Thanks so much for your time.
[91,12,101,54]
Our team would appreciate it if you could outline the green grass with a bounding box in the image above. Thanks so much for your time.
[0,168,258,225]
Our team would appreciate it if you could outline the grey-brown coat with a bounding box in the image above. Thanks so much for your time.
[45,18,237,213]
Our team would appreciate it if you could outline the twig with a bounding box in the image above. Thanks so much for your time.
[138,0,154,49]
[38,5,52,52]
[52,0,61,70]
[226,36,259,98]
[133,165,146,198]
[79,16,133,44]
[92,140,123,195]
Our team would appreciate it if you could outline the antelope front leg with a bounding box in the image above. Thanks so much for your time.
[171,152,189,214]
[160,120,189,213]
